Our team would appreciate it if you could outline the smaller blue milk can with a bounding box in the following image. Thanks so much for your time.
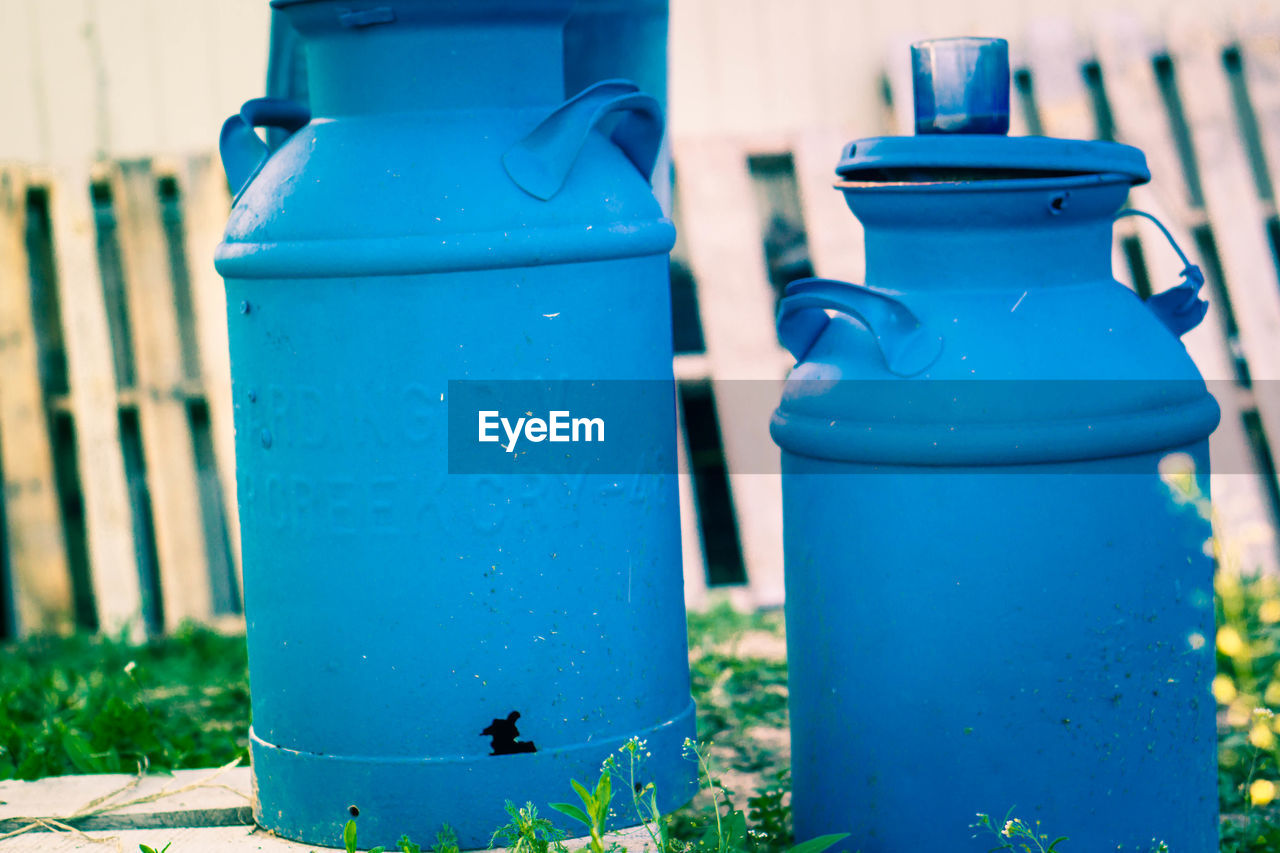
[216,0,697,848]
[772,38,1219,853]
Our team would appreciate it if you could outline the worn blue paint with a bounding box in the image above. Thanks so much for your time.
[264,0,673,206]
[215,1,695,848]
[773,38,1219,853]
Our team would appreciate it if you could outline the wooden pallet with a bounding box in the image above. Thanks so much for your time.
[0,766,653,852]
[6,13,1280,633]
[0,157,240,639]
[671,11,1280,604]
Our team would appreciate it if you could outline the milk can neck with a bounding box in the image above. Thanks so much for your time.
[862,212,1116,291]
[302,22,567,116]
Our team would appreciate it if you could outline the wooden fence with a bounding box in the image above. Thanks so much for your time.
[0,158,238,640]
[4,11,1280,636]
[674,11,1280,607]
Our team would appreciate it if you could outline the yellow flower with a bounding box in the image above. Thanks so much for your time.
[1158,452,1198,499]
[1265,681,1280,708]
[1251,779,1276,807]
[1228,699,1255,728]
[1262,600,1280,624]
[1214,674,1239,705]
[1219,626,1246,656]
[1251,724,1276,749]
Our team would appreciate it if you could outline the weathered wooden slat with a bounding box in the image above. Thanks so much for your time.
[1091,18,1198,218]
[0,822,657,852]
[1110,221,1140,293]
[1092,14,1280,573]
[676,393,709,611]
[1020,21,1132,287]
[672,353,709,382]
[0,807,253,834]
[0,169,73,634]
[1238,14,1280,193]
[673,356,716,610]
[45,168,144,639]
[1090,20,1239,382]
[792,128,866,286]
[1025,19,1099,141]
[674,137,788,608]
[0,767,250,826]
[1007,44,1034,138]
[1170,15,1280,438]
[109,161,212,629]
[1167,12,1280,574]
[883,33,918,137]
[1,804,253,829]
[176,155,241,593]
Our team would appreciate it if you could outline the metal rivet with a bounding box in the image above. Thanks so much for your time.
[260,428,273,449]
[240,300,252,315]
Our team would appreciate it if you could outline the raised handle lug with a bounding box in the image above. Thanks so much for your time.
[777,278,943,377]
[504,79,663,201]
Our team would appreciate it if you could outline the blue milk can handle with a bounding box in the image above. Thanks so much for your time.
[777,278,943,377]
[219,97,311,201]
[1115,209,1209,338]
[504,79,663,201]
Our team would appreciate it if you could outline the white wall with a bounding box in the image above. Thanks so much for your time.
[0,0,269,165]
[0,0,1273,162]
[668,0,1278,137]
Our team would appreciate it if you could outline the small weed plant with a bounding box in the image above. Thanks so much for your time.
[548,736,846,853]
[337,736,845,853]
[972,810,1167,853]
[973,810,1068,853]
[343,817,445,853]
[490,802,570,853]
[427,823,461,853]
[550,769,614,853]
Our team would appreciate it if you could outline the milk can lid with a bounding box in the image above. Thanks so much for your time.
[837,37,1149,185]
[835,134,1151,185]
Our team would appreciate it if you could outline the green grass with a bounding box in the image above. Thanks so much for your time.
[0,603,796,851]
[675,605,791,848]
[0,624,249,780]
[12,591,1276,852]
[687,605,788,758]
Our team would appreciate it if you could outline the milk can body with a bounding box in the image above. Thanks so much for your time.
[772,119,1220,850]
[215,2,697,847]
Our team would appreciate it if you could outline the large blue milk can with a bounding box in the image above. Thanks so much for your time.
[215,1,697,847]
[772,39,1220,852]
